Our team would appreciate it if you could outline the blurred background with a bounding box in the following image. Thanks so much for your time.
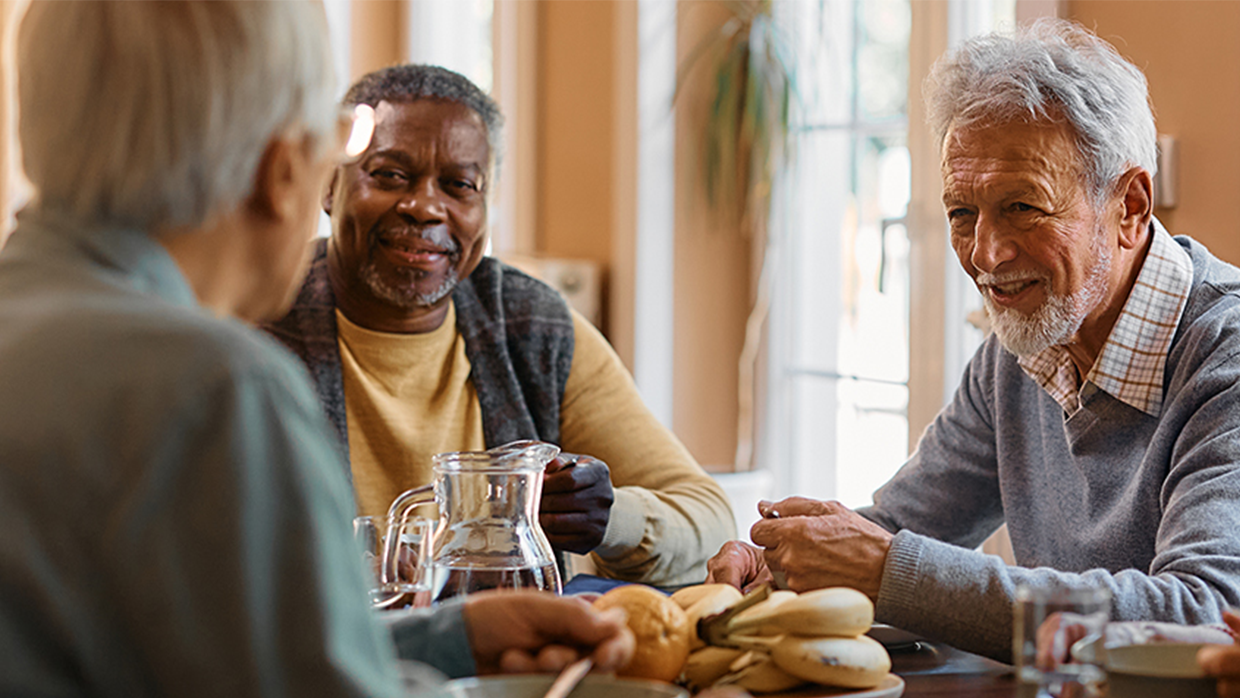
[0,0,1237,539]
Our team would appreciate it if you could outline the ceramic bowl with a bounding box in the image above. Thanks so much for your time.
[1074,638,1216,698]
[426,674,689,698]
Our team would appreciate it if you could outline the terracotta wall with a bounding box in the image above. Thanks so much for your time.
[349,1,403,80]
[535,1,616,275]
[671,1,751,468]
[535,0,743,467]
[1067,1,1240,265]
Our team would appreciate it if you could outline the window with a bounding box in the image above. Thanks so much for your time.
[764,0,1013,508]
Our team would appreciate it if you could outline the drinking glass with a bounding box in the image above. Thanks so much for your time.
[353,515,432,610]
[1013,583,1110,698]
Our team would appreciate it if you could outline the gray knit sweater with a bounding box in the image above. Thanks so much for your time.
[859,234,1240,662]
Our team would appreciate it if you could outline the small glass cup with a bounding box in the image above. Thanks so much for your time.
[1014,583,1111,698]
[353,515,432,610]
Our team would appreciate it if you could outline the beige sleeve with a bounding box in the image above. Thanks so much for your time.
[560,310,737,587]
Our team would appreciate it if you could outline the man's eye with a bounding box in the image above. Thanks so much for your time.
[447,179,479,193]
[1012,202,1037,213]
[370,169,407,185]
[947,208,974,221]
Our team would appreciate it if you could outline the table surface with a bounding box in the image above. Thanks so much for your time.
[891,642,1016,697]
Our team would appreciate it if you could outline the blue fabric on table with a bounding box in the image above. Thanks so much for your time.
[563,575,675,596]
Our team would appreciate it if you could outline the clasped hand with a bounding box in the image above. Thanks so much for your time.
[462,590,632,674]
[541,453,614,554]
[705,497,893,600]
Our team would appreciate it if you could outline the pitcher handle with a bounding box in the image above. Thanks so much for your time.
[380,484,434,586]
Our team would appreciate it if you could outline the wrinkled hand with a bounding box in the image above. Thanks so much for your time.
[1034,612,1090,672]
[1198,610,1240,698]
[705,541,776,592]
[748,497,892,599]
[463,590,634,675]
[1029,612,1098,698]
[541,453,614,555]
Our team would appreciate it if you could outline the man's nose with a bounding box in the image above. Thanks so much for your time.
[395,178,447,223]
[970,213,1018,272]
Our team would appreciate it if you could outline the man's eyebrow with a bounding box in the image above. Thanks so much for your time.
[364,149,486,174]
[941,189,968,207]
[363,148,414,166]
[1001,183,1047,201]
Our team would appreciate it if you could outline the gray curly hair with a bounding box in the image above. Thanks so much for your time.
[344,64,504,170]
[924,18,1157,205]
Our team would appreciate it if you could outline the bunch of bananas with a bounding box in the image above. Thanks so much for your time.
[670,584,891,693]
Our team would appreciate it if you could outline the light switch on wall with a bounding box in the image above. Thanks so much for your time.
[1154,134,1178,209]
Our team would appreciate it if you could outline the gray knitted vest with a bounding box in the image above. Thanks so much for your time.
[265,239,575,481]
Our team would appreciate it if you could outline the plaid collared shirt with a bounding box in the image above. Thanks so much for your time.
[1016,220,1192,417]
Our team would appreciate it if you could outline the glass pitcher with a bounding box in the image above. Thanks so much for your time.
[380,440,563,606]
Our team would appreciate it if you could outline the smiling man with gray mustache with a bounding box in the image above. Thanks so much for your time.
[707,18,1240,663]
[975,219,1112,357]
[266,64,734,588]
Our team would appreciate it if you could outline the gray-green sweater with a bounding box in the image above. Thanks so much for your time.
[860,234,1240,662]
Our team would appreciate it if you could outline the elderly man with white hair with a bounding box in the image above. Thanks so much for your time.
[0,3,634,697]
[707,18,1240,662]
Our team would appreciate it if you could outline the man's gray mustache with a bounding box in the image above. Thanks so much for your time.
[374,227,460,256]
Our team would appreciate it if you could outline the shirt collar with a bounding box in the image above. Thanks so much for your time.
[11,207,199,310]
[1017,219,1192,417]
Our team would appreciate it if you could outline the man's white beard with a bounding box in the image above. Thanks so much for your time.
[983,228,1112,357]
[361,263,460,309]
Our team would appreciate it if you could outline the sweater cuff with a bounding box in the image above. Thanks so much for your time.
[593,488,644,558]
[875,530,926,625]
[383,600,478,678]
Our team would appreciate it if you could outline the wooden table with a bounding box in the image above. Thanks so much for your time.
[893,642,1016,697]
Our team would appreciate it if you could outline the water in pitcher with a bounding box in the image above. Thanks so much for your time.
[430,563,560,604]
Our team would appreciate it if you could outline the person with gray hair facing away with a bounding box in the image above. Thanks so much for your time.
[0,3,636,697]
[265,63,734,587]
[706,17,1240,662]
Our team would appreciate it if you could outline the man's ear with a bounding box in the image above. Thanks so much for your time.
[247,136,299,224]
[323,169,339,216]
[1116,167,1153,250]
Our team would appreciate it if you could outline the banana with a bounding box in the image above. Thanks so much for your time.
[684,585,744,649]
[726,587,874,638]
[671,583,740,610]
[723,590,798,636]
[680,646,745,690]
[723,652,806,694]
[770,633,891,689]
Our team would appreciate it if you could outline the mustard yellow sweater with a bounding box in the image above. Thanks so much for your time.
[335,302,735,585]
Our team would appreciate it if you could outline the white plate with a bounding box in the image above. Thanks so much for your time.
[769,674,905,697]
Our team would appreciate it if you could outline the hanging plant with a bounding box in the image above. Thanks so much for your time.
[675,1,800,470]
[674,0,797,239]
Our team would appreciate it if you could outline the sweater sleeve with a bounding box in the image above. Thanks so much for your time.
[383,601,477,678]
[858,337,1007,548]
[863,336,1240,663]
[559,310,737,587]
[853,339,1019,661]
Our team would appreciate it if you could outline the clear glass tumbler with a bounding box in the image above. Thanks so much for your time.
[1013,583,1111,698]
[354,515,432,610]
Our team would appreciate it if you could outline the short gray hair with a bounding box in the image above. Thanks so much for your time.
[924,18,1157,203]
[343,64,504,169]
[17,1,337,231]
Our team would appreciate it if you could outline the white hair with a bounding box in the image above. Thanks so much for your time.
[924,18,1157,204]
[17,1,337,231]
